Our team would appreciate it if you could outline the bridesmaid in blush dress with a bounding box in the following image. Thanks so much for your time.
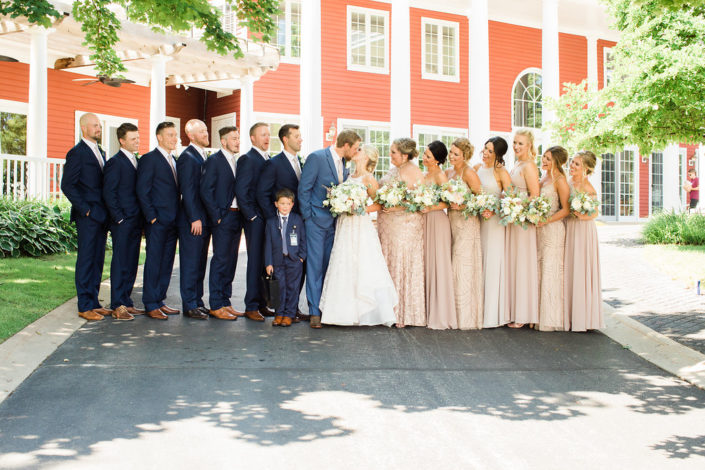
[506,129,541,328]
[421,141,457,329]
[377,138,426,328]
[445,138,484,329]
[474,137,512,328]
[536,146,570,331]
[564,151,604,331]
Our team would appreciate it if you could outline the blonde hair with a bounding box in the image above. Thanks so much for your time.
[362,145,379,173]
[515,129,537,159]
[392,137,418,160]
[452,138,474,162]
[545,145,568,178]
[574,150,597,175]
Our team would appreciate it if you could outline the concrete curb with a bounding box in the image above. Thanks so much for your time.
[601,302,705,389]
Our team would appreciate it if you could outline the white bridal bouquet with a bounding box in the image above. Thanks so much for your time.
[473,192,500,220]
[323,180,369,217]
[375,179,408,208]
[439,179,469,206]
[525,195,552,225]
[499,188,528,227]
[569,191,600,216]
[404,184,441,212]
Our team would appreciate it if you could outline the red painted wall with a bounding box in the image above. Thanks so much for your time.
[254,63,300,115]
[321,0,392,136]
[639,154,649,217]
[0,62,29,102]
[204,90,241,133]
[488,21,541,133]
[559,32,587,92]
[409,8,469,130]
[165,86,206,141]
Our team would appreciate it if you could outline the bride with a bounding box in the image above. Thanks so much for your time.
[319,145,399,326]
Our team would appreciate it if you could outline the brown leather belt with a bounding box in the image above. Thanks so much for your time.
[229,207,240,212]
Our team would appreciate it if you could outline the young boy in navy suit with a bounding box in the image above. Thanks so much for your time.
[265,189,306,327]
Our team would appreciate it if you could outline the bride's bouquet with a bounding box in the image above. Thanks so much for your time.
[569,191,600,216]
[525,195,552,225]
[499,187,529,227]
[323,180,369,217]
[375,179,408,208]
[404,184,441,212]
[474,193,500,220]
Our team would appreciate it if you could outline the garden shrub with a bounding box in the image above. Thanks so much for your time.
[643,211,705,245]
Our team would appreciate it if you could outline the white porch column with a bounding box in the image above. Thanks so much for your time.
[662,144,680,212]
[149,55,170,149]
[300,0,322,155]
[239,75,255,154]
[541,0,560,147]
[468,0,490,150]
[27,27,50,198]
[390,0,411,140]
[586,34,598,91]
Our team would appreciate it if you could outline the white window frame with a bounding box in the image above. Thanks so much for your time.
[253,112,301,155]
[347,6,390,74]
[420,17,460,83]
[511,67,543,130]
[74,110,139,158]
[338,118,391,177]
[272,0,301,64]
[603,47,614,87]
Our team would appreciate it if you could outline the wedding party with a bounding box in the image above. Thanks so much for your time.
[61,113,603,333]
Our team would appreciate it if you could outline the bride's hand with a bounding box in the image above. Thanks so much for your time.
[450,203,461,211]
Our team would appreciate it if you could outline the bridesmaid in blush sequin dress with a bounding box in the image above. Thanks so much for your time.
[506,130,541,328]
[536,146,571,332]
[377,138,426,327]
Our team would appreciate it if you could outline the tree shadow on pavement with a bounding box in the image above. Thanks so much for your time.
[651,435,705,459]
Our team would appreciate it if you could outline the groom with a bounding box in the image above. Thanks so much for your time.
[298,130,361,328]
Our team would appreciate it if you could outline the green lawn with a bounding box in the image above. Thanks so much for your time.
[0,244,146,343]
[643,244,705,289]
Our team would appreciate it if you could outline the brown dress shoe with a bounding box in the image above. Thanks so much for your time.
[245,310,265,322]
[280,317,293,327]
[310,316,322,329]
[111,306,135,321]
[160,305,180,315]
[224,306,244,317]
[126,307,145,315]
[147,309,168,320]
[93,307,112,315]
[209,308,237,320]
[272,315,284,326]
[79,310,104,321]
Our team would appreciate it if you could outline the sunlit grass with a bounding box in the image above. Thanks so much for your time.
[643,244,705,289]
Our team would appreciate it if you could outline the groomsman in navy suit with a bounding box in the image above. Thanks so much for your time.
[102,123,144,321]
[256,123,308,321]
[200,126,243,321]
[61,113,110,321]
[136,122,181,320]
[176,119,211,320]
[234,122,275,321]
[298,130,358,328]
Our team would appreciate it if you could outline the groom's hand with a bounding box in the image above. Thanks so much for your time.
[266,265,273,275]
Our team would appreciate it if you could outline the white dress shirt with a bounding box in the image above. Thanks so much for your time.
[189,143,206,161]
[121,148,138,169]
[283,149,301,180]
[252,146,269,160]
[329,146,344,182]
[222,149,239,208]
[82,137,104,170]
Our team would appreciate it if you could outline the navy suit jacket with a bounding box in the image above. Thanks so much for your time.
[61,140,107,223]
[177,144,208,227]
[297,147,349,229]
[200,150,237,226]
[136,148,180,225]
[264,212,306,267]
[256,151,301,219]
[235,147,268,221]
[103,151,141,223]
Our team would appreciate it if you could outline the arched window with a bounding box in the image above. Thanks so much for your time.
[513,71,542,128]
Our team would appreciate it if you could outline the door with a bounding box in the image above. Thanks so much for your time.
[211,113,237,149]
[600,150,638,221]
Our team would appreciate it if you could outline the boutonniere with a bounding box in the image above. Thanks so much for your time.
[298,154,306,167]
[345,160,351,169]
[205,150,212,158]
[134,152,140,160]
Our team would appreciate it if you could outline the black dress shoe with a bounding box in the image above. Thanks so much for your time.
[186,308,208,320]
[295,310,310,322]
[197,306,210,315]
[259,306,276,317]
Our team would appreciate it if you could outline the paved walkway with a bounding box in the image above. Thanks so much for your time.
[598,224,705,354]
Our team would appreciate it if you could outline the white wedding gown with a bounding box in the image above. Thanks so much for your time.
[320,176,399,326]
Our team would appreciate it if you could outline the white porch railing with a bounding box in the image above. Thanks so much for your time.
[1,154,65,201]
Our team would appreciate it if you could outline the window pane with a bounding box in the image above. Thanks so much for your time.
[0,112,27,155]
[351,12,366,65]
[601,152,616,217]
[370,15,386,68]
[442,26,455,76]
[291,2,301,57]
[272,10,286,55]
[651,152,663,211]
[425,24,438,74]
[370,129,390,179]
[268,123,283,154]
[513,72,542,128]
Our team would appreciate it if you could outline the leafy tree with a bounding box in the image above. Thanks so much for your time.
[546,0,705,154]
[0,0,279,78]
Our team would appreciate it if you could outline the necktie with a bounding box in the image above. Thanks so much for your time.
[281,216,288,256]
[292,156,301,180]
[130,155,137,169]
[93,144,104,170]
[336,157,343,182]
[168,155,177,183]
[229,155,237,177]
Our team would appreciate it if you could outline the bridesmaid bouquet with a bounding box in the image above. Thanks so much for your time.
[404,184,441,212]
[323,180,369,217]
[375,180,408,208]
[499,188,529,227]
[525,195,552,225]
[473,193,501,220]
[569,191,600,216]
[439,179,469,206]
